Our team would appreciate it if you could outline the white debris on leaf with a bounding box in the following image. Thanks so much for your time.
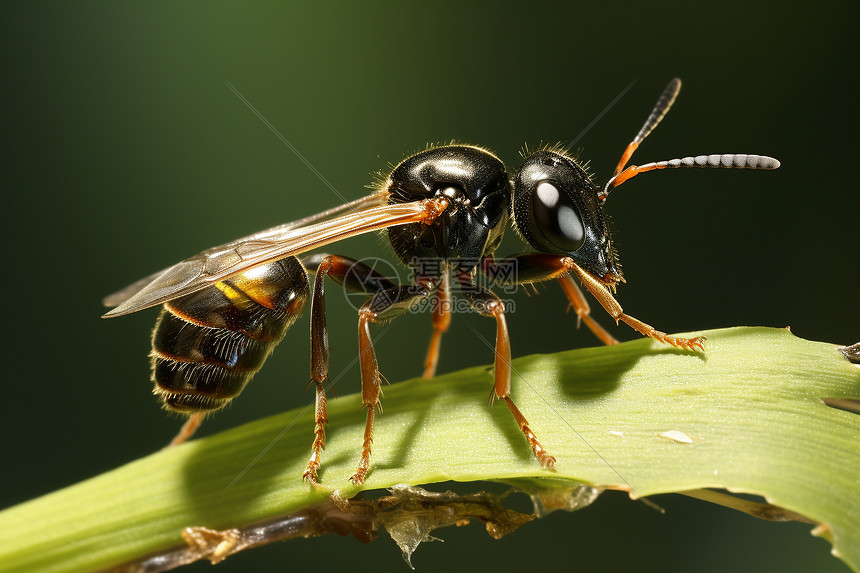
[659,430,694,444]
[609,430,624,437]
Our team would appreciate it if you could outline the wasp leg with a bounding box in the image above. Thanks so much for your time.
[564,258,705,351]
[557,274,619,346]
[484,253,702,350]
[423,273,451,378]
[457,271,556,469]
[305,255,397,485]
[352,280,433,485]
[482,253,617,346]
[165,412,205,448]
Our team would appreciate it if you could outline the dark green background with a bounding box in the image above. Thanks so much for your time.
[4,2,857,572]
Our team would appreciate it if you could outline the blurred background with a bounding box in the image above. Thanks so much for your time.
[4,1,857,571]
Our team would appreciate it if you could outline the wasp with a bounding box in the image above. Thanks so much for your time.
[103,79,779,485]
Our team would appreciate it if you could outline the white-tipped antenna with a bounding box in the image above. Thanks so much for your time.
[600,153,781,201]
[600,78,781,201]
[612,78,682,177]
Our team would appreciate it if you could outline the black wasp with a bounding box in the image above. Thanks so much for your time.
[103,79,779,485]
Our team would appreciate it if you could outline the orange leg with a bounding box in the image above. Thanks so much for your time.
[483,253,618,346]
[557,274,619,346]
[565,259,705,351]
[423,274,451,378]
[484,253,702,350]
[351,282,432,485]
[352,310,382,485]
[458,271,556,469]
[503,397,555,468]
[303,255,398,484]
[303,381,328,484]
[165,412,204,448]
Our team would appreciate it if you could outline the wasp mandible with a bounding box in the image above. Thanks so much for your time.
[103,78,780,485]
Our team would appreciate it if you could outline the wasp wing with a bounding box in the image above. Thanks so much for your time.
[102,192,390,309]
[103,193,445,318]
[102,268,172,308]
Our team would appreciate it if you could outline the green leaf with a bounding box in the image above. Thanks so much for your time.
[1,327,857,572]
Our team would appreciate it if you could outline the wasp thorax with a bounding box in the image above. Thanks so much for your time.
[386,145,510,271]
[436,185,471,207]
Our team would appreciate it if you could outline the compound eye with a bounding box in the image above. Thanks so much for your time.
[531,181,585,251]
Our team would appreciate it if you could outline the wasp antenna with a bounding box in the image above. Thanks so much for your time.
[613,78,682,177]
[601,153,781,200]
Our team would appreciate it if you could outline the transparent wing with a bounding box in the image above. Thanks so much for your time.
[103,192,447,318]
[102,192,389,309]
[102,268,171,308]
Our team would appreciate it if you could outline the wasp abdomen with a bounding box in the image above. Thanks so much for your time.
[151,258,308,413]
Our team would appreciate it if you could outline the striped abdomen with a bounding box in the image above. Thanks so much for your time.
[150,257,309,413]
